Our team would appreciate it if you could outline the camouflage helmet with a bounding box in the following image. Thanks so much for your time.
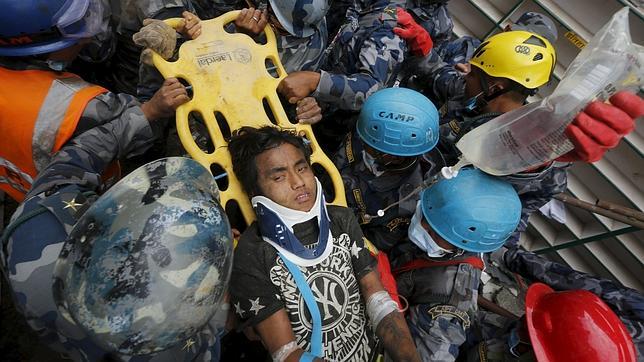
[512,12,558,45]
[53,157,233,355]
[269,0,329,38]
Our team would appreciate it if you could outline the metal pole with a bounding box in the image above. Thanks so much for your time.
[533,226,638,255]
[554,194,644,229]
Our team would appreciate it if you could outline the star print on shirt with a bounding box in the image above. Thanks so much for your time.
[249,297,265,315]
[234,302,243,316]
[351,242,363,258]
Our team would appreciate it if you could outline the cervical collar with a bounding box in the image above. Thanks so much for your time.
[252,178,333,266]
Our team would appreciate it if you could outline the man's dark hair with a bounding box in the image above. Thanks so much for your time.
[228,126,311,196]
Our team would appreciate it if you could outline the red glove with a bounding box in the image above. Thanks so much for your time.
[393,7,433,57]
[556,91,642,163]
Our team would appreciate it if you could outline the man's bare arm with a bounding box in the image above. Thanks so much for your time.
[255,308,324,362]
[359,270,420,362]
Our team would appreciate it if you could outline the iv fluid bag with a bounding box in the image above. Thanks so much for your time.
[456,7,642,176]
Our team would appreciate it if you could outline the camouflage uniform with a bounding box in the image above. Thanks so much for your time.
[130,0,247,100]
[405,0,453,51]
[389,243,482,361]
[396,46,464,117]
[314,0,408,111]
[333,132,423,251]
[503,247,644,356]
[278,18,328,73]
[464,246,644,360]
[190,0,244,19]
[103,0,189,95]
[1,100,223,360]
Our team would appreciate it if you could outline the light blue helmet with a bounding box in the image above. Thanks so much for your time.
[0,0,106,56]
[269,0,329,38]
[53,157,233,355]
[420,168,521,252]
[356,87,440,157]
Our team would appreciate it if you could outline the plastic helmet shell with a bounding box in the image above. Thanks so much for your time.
[0,0,105,56]
[420,168,521,252]
[469,30,556,89]
[53,157,234,355]
[269,0,329,38]
[356,87,440,157]
[525,283,637,362]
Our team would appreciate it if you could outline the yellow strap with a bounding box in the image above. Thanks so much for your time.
[152,11,347,226]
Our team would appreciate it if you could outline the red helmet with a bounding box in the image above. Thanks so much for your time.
[525,283,636,362]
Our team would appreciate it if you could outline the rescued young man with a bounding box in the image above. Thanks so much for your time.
[227,126,420,362]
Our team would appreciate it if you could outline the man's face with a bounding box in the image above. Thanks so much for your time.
[255,142,316,211]
[421,216,456,251]
[363,144,415,170]
[463,66,484,99]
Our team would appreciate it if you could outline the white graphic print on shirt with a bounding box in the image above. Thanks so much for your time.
[269,233,374,361]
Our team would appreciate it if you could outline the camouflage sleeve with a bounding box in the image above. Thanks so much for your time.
[314,29,406,110]
[408,49,465,106]
[428,50,466,105]
[504,246,644,354]
[504,164,569,245]
[28,93,156,198]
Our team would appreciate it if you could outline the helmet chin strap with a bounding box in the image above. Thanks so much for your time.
[471,68,515,112]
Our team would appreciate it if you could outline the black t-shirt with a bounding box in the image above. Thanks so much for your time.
[230,205,378,361]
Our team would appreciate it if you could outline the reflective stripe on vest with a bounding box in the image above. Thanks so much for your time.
[0,68,107,201]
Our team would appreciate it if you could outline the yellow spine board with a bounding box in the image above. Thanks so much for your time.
[152,12,347,226]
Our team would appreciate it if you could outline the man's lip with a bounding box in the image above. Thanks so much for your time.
[296,192,311,202]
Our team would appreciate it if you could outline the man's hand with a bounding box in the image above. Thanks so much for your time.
[177,11,202,39]
[141,78,190,120]
[278,71,321,104]
[393,7,433,57]
[455,62,471,74]
[296,97,323,125]
[235,7,268,36]
[557,91,642,163]
[133,18,177,65]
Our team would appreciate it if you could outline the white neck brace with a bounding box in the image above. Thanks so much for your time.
[252,178,334,266]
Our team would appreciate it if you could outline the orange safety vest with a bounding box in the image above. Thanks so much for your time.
[0,67,107,201]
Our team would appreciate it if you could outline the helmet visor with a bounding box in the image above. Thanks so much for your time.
[54,0,107,39]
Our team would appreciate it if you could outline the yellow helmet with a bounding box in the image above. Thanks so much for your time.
[469,30,556,89]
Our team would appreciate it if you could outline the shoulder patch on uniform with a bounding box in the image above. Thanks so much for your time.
[346,134,355,164]
[39,189,91,228]
[427,304,471,329]
[448,119,461,135]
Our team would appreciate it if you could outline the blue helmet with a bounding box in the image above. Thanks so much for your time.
[0,0,106,56]
[53,158,233,355]
[356,87,440,157]
[420,168,521,252]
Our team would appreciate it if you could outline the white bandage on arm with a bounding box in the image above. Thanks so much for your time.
[366,291,399,330]
[272,340,299,362]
